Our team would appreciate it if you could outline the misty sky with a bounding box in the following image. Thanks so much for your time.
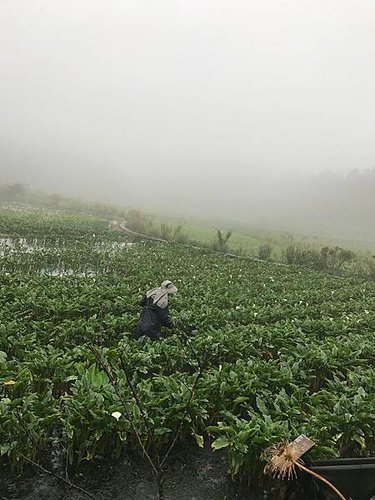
[1,0,375,211]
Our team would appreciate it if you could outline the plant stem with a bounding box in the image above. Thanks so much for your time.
[20,453,97,500]
[89,346,159,477]
[65,444,69,481]
[118,356,150,428]
[160,332,204,469]
[296,462,347,500]
[157,473,165,500]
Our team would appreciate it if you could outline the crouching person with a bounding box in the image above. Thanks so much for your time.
[133,280,177,341]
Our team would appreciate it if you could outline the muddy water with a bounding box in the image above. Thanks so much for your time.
[1,446,273,500]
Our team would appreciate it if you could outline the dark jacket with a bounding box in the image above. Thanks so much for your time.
[133,295,174,340]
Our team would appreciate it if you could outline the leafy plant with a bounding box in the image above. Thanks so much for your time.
[0,207,374,492]
[258,242,272,261]
[212,229,232,252]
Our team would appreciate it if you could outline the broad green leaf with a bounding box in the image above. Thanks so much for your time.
[194,433,204,448]
[212,436,230,450]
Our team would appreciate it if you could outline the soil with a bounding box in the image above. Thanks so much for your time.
[5,444,367,499]
[0,444,273,500]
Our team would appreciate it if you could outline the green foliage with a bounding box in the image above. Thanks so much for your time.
[351,253,375,280]
[0,208,374,484]
[0,209,126,242]
[160,223,189,243]
[213,229,232,252]
[126,209,153,234]
[320,246,356,272]
[0,183,127,219]
[258,242,272,261]
[283,236,356,274]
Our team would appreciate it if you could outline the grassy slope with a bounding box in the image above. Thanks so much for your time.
[153,212,375,257]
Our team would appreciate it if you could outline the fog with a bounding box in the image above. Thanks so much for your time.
[1,0,375,237]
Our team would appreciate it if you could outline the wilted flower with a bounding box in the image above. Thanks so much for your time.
[263,442,300,480]
[3,380,16,386]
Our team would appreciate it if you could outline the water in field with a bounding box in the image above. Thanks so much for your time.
[0,237,136,275]
[39,268,97,277]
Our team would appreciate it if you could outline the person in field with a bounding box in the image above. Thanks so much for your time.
[132,280,177,341]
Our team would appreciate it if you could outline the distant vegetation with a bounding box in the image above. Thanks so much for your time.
[1,180,375,280]
[0,182,127,220]
[212,229,232,253]
[257,242,273,261]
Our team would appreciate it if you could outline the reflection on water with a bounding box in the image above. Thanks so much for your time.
[40,268,97,277]
[0,237,136,275]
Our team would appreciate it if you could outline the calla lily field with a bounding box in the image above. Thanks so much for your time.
[0,208,374,486]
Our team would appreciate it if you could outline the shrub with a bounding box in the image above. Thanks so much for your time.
[283,237,318,267]
[351,254,375,280]
[258,242,272,261]
[126,209,153,234]
[212,229,232,253]
[320,246,355,272]
[160,223,189,243]
[283,240,357,274]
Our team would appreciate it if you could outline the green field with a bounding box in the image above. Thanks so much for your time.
[0,208,374,490]
[152,211,375,259]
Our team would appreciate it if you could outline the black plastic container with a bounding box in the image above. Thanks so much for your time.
[311,457,375,500]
